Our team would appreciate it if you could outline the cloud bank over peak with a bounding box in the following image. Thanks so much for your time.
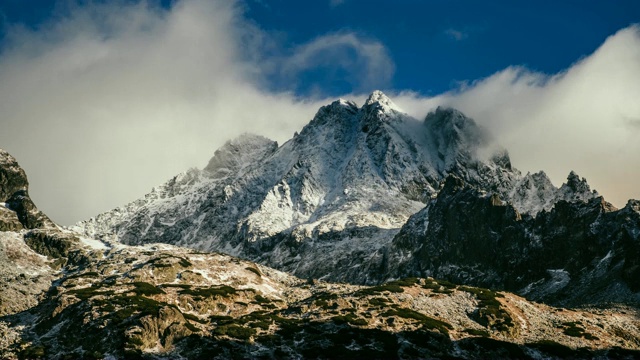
[0,0,373,224]
[278,32,394,94]
[0,0,638,223]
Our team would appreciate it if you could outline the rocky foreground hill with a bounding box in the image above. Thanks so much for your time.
[2,228,640,359]
[1,93,640,358]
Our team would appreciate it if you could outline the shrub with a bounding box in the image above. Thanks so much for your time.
[184,322,201,333]
[460,286,513,333]
[368,297,389,307]
[382,308,452,334]
[254,294,271,304]
[245,266,262,277]
[332,313,368,326]
[214,325,256,340]
[463,328,490,337]
[130,282,165,296]
[179,285,237,298]
[562,321,598,340]
[355,284,404,296]
[385,278,420,287]
[183,313,208,324]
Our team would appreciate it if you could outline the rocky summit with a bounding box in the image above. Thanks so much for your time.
[1,92,640,359]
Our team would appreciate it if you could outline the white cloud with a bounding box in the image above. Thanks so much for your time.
[277,32,394,93]
[0,0,373,224]
[393,25,640,208]
[329,0,346,7]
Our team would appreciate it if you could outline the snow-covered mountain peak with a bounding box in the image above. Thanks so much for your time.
[562,170,593,193]
[336,98,358,109]
[420,106,510,178]
[559,170,598,202]
[509,171,560,215]
[75,94,608,282]
[204,133,278,179]
[363,90,403,113]
[508,170,601,216]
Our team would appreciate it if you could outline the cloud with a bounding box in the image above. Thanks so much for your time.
[276,32,394,94]
[444,28,468,41]
[623,116,640,130]
[393,25,640,208]
[0,0,388,225]
[329,0,346,7]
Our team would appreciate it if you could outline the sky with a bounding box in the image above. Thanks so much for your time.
[0,0,639,225]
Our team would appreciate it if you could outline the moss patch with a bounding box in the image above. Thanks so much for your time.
[382,307,452,334]
[562,321,598,340]
[129,282,165,296]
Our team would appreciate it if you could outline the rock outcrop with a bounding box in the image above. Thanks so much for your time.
[0,149,54,230]
[387,174,640,306]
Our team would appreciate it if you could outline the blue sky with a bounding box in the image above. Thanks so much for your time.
[242,0,640,95]
[2,0,638,96]
[0,0,639,224]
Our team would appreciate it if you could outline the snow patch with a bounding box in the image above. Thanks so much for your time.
[79,237,109,250]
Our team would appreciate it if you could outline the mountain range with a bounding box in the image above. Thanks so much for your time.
[75,91,635,306]
[1,92,639,358]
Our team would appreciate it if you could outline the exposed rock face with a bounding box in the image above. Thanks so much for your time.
[23,229,95,270]
[0,149,54,230]
[0,149,94,319]
[0,232,53,316]
[0,150,62,319]
[0,207,22,232]
[387,174,640,306]
[0,149,28,202]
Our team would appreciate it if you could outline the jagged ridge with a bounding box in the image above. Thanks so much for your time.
[386,174,640,306]
[74,92,601,286]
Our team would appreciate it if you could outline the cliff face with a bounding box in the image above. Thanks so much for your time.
[387,175,640,306]
[0,150,60,319]
[0,149,54,231]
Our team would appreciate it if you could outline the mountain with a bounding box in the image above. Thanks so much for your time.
[76,92,599,286]
[385,174,640,306]
[2,134,640,358]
